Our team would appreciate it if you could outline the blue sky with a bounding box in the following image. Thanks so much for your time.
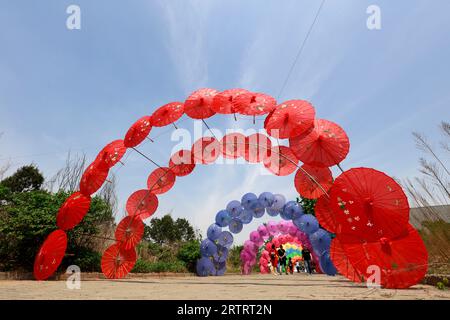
[1,0,449,244]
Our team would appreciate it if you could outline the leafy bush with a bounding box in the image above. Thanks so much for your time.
[177,240,201,272]
[131,259,186,273]
[66,247,102,272]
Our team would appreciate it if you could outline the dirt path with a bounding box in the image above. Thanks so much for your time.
[1,274,449,300]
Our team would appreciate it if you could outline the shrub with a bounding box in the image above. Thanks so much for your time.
[131,259,186,273]
[177,240,201,272]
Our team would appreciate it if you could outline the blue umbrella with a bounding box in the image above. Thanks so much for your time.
[282,202,303,220]
[226,200,243,218]
[258,192,274,207]
[252,201,265,218]
[207,223,222,241]
[228,218,243,234]
[196,257,214,277]
[239,209,253,224]
[297,214,319,235]
[310,229,331,255]
[272,194,286,210]
[266,207,280,217]
[217,231,234,248]
[319,251,337,276]
[200,239,217,257]
[213,246,229,263]
[241,193,258,210]
[215,261,227,276]
[215,209,232,227]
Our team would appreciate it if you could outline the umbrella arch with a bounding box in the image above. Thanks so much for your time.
[32,87,427,289]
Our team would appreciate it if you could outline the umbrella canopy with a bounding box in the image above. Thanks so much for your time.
[196,257,215,276]
[124,116,152,148]
[315,195,338,233]
[310,229,331,255]
[252,201,265,218]
[168,149,195,177]
[95,140,127,170]
[115,215,145,250]
[151,102,184,127]
[217,231,234,248]
[339,224,428,289]
[220,133,246,159]
[233,92,277,116]
[319,251,337,276]
[329,167,410,241]
[200,239,218,257]
[215,210,232,227]
[184,88,218,119]
[264,146,298,176]
[272,194,286,209]
[192,137,220,164]
[289,119,350,167]
[244,133,272,163]
[294,164,333,199]
[229,218,243,234]
[264,100,315,139]
[226,200,243,218]
[56,192,91,230]
[101,244,137,279]
[207,223,222,241]
[296,214,319,235]
[126,189,158,220]
[258,192,274,207]
[241,193,258,210]
[79,162,109,196]
[147,167,176,194]
[211,88,249,114]
[330,237,364,283]
[266,207,280,217]
[34,230,67,280]
[239,209,254,224]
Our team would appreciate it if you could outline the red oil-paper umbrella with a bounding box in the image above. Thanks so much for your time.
[191,136,220,164]
[265,100,315,139]
[244,133,272,163]
[147,167,176,194]
[339,224,428,289]
[294,164,333,199]
[95,140,127,169]
[315,195,339,233]
[115,215,145,250]
[233,92,277,116]
[168,149,196,176]
[124,116,152,148]
[220,132,246,159]
[56,192,91,230]
[151,102,184,127]
[263,145,298,176]
[329,167,410,241]
[211,88,249,114]
[34,229,67,280]
[289,119,350,168]
[330,237,364,283]
[184,88,218,119]
[79,162,109,196]
[126,189,158,220]
[101,243,137,279]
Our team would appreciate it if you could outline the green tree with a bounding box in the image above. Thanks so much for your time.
[0,165,44,192]
[297,196,317,215]
[0,185,114,272]
[144,214,198,244]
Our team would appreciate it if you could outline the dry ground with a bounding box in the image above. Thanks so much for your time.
[1,273,449,300]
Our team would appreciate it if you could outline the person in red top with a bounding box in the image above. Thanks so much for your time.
[269,244,278,275]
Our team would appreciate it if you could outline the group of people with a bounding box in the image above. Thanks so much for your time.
[268,244,314,275]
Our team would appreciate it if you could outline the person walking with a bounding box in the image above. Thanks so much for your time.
[302,247,312,275]
[277,245,287,275]
[269,244,278,276]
